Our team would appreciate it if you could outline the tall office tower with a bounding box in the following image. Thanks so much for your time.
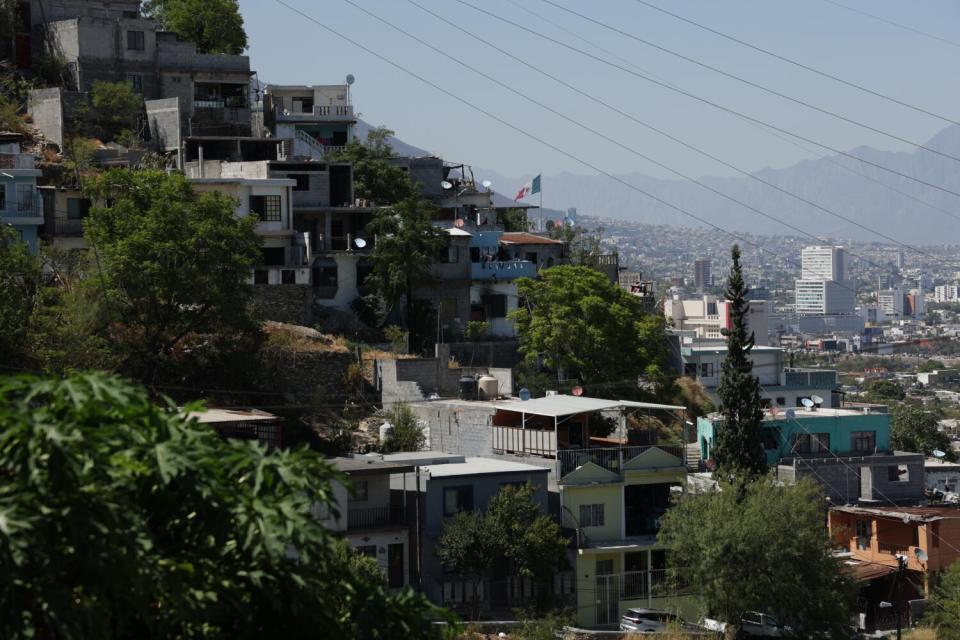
[694,259,711,293]
[801,246,848,282]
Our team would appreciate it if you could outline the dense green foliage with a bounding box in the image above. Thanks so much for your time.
[510,265,669,394]
[84,169,262,383]
[333,127,417,204]
[865,379,907,404]
[658,478,855,636]
[437,484,567,618]
[0,226,40,369]
[144,0,247,55]
[921,560,960,638]
[0,373,450,639]
[891,404,955,460]
[90,81,142,140]
[380,402,426,453]
[712,245,766,479]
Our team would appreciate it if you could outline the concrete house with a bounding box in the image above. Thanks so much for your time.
[0,133,42,254]
[698,407,925,505]
[261,85,356,160]
[322,457,417,590]
[561,447,693,628]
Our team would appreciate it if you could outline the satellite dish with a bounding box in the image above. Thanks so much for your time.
[785,409,796,419]
[354,238,367,249]
[565,217,575,227]
[481,179,493,189]
[811,394,824,405]
[518,388,531,401]
[915,547,929,563]
[454,218,465,228]
[440,180,454,190]
[934,449,947,458]
[571,386,584,397]
[346,74,355,85]
[801,398,815,409]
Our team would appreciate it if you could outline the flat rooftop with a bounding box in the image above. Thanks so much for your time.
[705,407,890,422]
[186,408,279,423]
[331,457,415,476]
[832,505,960,522]
[424,456,549,478]
[415,394,684,418]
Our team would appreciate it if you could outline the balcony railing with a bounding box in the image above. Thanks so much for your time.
[877,541,912,556]
[557,445,685,477]
[470,259,536,280]
[595,569,682,603]
[45,218,85,237]
[348,506,406,530]
[276,105,354,121]
[0,153,34,169]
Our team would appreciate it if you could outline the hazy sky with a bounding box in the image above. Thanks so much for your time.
[239,0,960,181]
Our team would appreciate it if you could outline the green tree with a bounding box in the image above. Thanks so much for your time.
[143,0,247,55]
[918,360,946,374]
[0,225,40,368]
[365,196,447,326]
[333,127,417,205]
[380,402,426,453]
[712,245,766,479]
[865,379,907,404]
[891,404,955,460]
[500,208,530,232]
[658,477,856,637]
[0,373,451,639]
[84,169,262,383]
[437,510,494,620]
[510,265,669,393]
[90,81,142,140]
[921,560,960,638]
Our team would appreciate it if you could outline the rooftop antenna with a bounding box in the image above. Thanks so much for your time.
[345,74,355,105]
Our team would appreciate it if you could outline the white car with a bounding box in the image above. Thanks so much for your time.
[703,612,792,637]
[619,608,681,633]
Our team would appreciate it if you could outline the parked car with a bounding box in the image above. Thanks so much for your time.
[620,608,681,633]
[702,611,792,637]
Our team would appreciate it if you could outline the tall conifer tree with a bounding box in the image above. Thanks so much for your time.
[713,245,766,478]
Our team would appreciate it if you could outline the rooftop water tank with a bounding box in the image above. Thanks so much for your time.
[478,375,499,400]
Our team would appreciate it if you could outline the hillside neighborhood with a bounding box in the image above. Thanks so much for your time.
[3,1,960,639]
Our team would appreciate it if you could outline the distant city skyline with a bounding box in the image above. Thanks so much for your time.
[244,0,960,179]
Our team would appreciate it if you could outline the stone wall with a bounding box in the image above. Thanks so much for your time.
[257,348,354,407]
[250,284,314,326]
[377,357,513,406]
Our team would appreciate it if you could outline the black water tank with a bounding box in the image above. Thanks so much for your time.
[459,376,477,400]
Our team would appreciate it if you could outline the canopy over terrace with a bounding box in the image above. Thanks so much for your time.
[488,395,687,477]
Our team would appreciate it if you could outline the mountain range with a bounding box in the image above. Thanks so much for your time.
[360,118,960,245]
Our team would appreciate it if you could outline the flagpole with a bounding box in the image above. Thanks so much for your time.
[539,171,543,232]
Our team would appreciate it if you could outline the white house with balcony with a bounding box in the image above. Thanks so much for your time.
[664,294,770,346]
[0,133,41,254]
[263,85,356,160]
[186,160,308,284]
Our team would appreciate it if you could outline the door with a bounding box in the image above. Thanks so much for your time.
[595,574,620,626]
[387,543,405,588]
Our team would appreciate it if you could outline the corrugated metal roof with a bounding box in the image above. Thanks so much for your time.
[493,394,684,418]
[843,561,896,582]
[500,232,565,245]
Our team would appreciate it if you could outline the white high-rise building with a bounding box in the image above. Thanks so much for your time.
[878,288,905,317]
[936,284,960,303]
[801,246,848,281]
[795,280,857,315]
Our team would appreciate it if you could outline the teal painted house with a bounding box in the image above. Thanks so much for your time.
[0,133,41,254]
[698,407,892,466]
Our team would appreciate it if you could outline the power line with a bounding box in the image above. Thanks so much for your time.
[398,0,944,270]
[539,0,960,165]
[627,0,960,122]
[819,0,960,50]
[502,0,960,234]
[449,0,960,201]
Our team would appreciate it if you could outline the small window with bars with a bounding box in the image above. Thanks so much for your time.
[249,195,282,222]
[579,503,605,527]
[127,30,145,51]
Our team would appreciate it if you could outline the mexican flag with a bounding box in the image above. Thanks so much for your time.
[514,174,541,201]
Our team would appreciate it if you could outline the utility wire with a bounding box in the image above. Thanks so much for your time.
[450,0,960,201]
[502,0,960,232]
[540,0,960,165]
[819,0,960,50]
[399,0,942,268]
[628,0,960,122]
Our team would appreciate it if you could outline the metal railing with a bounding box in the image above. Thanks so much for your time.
[0,153,34,169]
[596,569,681,603]
[347,505,406,530]
[46,218,85,237]
[557,444,685,477]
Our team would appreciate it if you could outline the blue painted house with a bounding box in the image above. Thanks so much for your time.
[0,133,41,254]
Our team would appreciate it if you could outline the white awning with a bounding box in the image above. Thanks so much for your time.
[492,394,684,418]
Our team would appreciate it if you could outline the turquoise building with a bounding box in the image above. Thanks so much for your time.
[697,407,892,466]
[0,133,41,254]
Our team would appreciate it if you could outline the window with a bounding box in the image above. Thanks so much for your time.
[253,270,268,285]
[700,362,714,378]
[0,184,5,209]
[888,465,909,482]
[356,545,377,558]
[280,269,295,284]
[579,503,605,527]
[66,198,91,220]
[126,30,145,51]
[684,363,697,377]
[353,480,368,502]
[761,427,781,451]
[16,184,33,212]
[292,174,310,191]
[127,74,142,93]
[851,431,876,453]
[249,195,282,222]
[525,251,538,264]
[855,519,870,539]
[793,433,830,454]
[443,486,473,516]
[595,559,614,575]
[439,245,459,263]
[776,397,786,407]
[483,294,507,319]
